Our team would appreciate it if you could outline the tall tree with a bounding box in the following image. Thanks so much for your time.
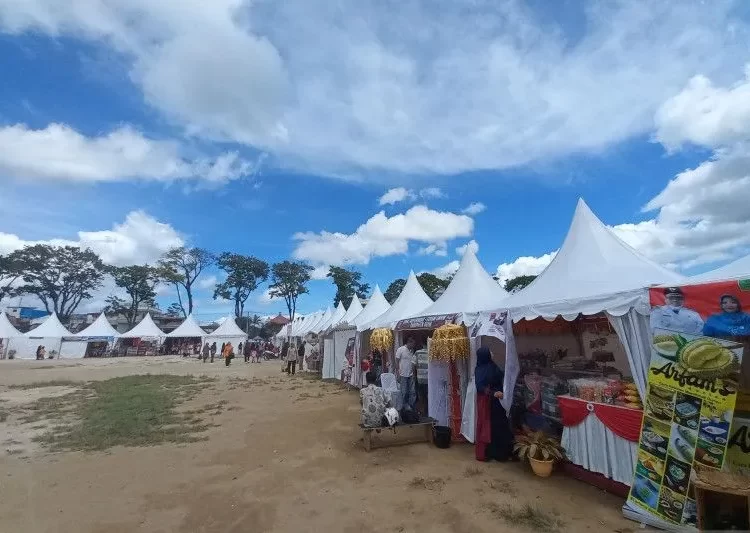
[268,260,314,321]
[327,266,370,307]
[384,278,406,304]
[165,303,183,317]
[14,245,105,320]
[416,273,450,300]
[213,253,269,318]
[106,265,160,328]
[157,247,215,317]
[504,274,537,293]
[0,251,22,304]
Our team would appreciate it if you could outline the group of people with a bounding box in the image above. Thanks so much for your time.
[35,345,47,360]
[199,340,265,366]
[279,340,319,375]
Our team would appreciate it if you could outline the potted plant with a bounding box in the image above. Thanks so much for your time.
[513,428,565,477]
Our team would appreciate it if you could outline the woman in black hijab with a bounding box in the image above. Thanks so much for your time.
[474,346,513,461]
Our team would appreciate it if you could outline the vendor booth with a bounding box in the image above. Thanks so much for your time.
[165,314,207,355]
[206,317,247,349]
[117,313,165,356]
[9,313,84,359]
[322,297,363,380]
[73,313,119,357]
[0,311,21,359]
[487,199,685,490]
[344,286,391,385]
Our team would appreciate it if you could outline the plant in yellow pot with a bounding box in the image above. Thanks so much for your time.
[513,428,565,478]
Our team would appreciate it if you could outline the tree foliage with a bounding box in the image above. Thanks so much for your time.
[327,266,370,307]
[106,265,160,328]
[384,273,450,303]
[14,245,105,320]
[268,260,314,321]
[157,247,215,317]
[213,253,269,318]
[0,251,22,304]
[504,274,537,293]
[165,303,183,317]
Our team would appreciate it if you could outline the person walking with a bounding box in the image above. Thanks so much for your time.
[201,342,210,363]
[281,341,290,372]
[297,341,306,373]
[285,342,297,375]
[243,341,252,363]
[210,341,217,363]
[223,342,233,367]
[238,341,244,361]
[395,337,417,411]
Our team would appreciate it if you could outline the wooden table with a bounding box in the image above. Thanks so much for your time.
[360,418,435,452]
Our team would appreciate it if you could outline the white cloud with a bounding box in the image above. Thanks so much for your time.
[258,288,281,305]
[416,243,448,257]
[293,205,473,269]
[455,240,479,257]
[429,261,460,280]
[419,187,444,199]
[0,210,183,266]
[0,123,256,184]
[379,187,412,205]
[196,275,218,290]
[3,1,744,177]
[462,202,487,216]
[495,252,557,286]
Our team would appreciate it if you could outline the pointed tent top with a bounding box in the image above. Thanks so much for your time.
[690,253,750,284]
[360,272,432,331]
[0,312,21,338]
[292,312,317,336]
[76,313,119,338]
[353,285,391,329]
[413,247,507,318]
[120,313,166,338]
[24,313,73,337]
[502,198,685,320]
[209,317,247,338]
[338,296,364,327]
[318,302,346,333]
[167,314,207,338]
[310,307,333,334]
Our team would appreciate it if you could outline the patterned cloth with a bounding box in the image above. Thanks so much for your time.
[360,385,387,428]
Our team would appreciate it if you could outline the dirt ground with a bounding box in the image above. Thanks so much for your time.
[0,357,637,533]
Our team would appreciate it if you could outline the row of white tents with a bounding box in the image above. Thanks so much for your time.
[0,311,250,360]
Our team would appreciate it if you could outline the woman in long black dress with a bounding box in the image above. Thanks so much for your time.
[474,347,513,461]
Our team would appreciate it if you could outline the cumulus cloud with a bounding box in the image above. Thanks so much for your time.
[0,123,257,184]
[196,275,218,291]
[429,261,460,280]
[292,205,473,270]
[0,210,183,266]
[455,240,479,256]
[462,202,487,216]
[494,252,557,286]
[3,1,744,177]
[379,187,412,206]
[416,243,448,257]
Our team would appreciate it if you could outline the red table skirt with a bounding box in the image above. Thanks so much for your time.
[557,396,643,442]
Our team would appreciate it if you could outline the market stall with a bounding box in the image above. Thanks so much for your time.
[117,313,165,356]
[322,297,362,379]
[0,311,21,359]
[206,317,247,351]
[346,286,391,386]
[9,313,83,359]
[73,312,119,357]
[165,314,207,355]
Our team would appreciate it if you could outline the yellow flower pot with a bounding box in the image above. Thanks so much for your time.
[529,457,554,477]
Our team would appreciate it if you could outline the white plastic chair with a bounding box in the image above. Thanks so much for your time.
[380,372,403,411]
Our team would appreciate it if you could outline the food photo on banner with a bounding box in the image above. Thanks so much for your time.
[627,280,750,528]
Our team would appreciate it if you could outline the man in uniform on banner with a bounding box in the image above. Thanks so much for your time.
[650,286,704,335]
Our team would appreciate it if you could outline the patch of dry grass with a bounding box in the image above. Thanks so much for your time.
[9,380,82,390]
[464,466,483,478]
[483,502,563,532]
[408,476,446,491]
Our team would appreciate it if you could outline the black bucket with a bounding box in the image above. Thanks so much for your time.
[433,426,452,448]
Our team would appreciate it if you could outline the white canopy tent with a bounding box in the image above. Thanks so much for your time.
[317,302,346,334]
[321,298,364,379]
[120,313,165,338]
[166,314,207,338]
[337,297,363,328]
[352,285,390,329]
[207,317,247,347]
[287,315,306,337]
[293,312,318,337]
[310,307,332,335]
[12,313,83,359]
[0,312,21,358]
[75,313,120,339]
[359,271,432,331]
[409,248,508,322]
[689,253,750,284]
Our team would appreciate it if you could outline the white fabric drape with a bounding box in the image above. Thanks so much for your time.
[561,414,637,486]
[606,308,651,400]
[461,377,477,443]
[428,361,449,427]
[322,338,335,379]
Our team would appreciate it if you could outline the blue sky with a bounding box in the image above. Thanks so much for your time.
[1,1,750,322]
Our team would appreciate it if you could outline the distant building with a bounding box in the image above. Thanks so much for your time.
[5,306,48,320]
[268,313,290,326]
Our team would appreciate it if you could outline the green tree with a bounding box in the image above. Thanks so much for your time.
[213,253,269,318]
[0,251,22,304]
[237,314,264,337]
[157,247,215,317]
[268,260,314,321]
[416,273,450,300]
[327,266,370,307]
[165,302,183,317]
[106,265,160,328]
[504,274,537,293]
[384,278,406,304]
[14,245,105,320]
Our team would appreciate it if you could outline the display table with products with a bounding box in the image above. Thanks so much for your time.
[558,395,642,486]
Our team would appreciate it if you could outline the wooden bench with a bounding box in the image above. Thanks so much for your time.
[360,418,435,452]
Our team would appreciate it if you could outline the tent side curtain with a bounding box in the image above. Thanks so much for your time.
[506,288,651,323]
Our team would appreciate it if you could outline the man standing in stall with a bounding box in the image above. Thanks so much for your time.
[395,337,417,411]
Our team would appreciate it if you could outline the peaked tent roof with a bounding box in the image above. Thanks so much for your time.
[336,297,364,328]
[0,312,21,338]
[353,285,391,329]
[120,313,166,338]
[24,313,73,337]
[317,302,346,333]
[208,317,247,338]
[501,198,685,321]
[309,307,332,334]
[167,314,207,338]
[412,248,508,318]
[689,254,750,284]
[301,311,325,335]
[360,271,432,331]
[291,313,314,336]
[75,313,119,338]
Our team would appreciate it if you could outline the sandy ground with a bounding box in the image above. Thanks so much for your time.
[0,357,637,533]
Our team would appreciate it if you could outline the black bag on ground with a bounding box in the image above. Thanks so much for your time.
[400,408,420,424]
[433,426,451,448]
